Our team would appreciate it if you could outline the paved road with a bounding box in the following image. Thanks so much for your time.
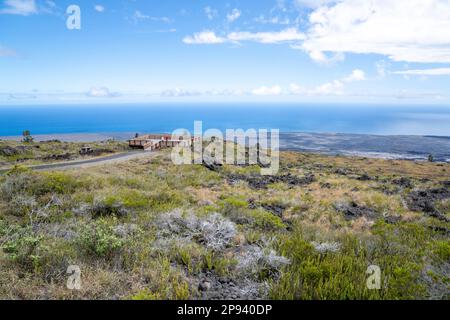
[0,150,157,173]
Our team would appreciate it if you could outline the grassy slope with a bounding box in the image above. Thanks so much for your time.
[0,140,130,167]
[0,149,448,300]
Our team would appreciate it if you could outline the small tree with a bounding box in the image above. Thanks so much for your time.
[428,154,434,162]
[22,130,34,143]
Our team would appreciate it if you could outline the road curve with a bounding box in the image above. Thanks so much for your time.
[0,150,158,173]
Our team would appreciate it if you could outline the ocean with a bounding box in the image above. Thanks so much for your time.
[1,103,450,161]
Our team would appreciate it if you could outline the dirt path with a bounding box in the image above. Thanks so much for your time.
[0,150,158,173]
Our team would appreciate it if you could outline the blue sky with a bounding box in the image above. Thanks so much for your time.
[1,0,450,104]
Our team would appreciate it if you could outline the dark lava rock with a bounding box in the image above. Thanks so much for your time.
[334,201,378,220]
[0,146,21,156]
[248,199,286,218]
[392,177,413,188]
[195,272,264,300]
[334,168,350,176]
[248,198,258,210]
[228,173,315,190]
[406,188,450,222]
[248,199,286,217]
[442,181,450,188]
[384,215,402,224]
[377,185,400,195]
[202,155,223,172]
[428,225,450,236]
[320,182,332,189]
[357,173,372,181]
[89,202,129,218]
[261,203,286,217]
[43,153,72,161]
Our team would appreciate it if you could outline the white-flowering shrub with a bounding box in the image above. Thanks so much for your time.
[311,241,341,254]
[236,245,290,278]
[155,210,236,251]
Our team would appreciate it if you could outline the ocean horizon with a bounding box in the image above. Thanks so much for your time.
[1,103,450,137]
[1,103,449,162]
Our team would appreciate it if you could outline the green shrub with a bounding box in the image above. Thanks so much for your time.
[78,219,124,257]
[249,209,286,231]
[38,172,81,195]
[1,226,47,272]
[433,240,450,261]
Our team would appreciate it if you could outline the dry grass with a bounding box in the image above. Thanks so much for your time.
[0,148,448,300]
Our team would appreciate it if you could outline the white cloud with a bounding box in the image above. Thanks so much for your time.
[254,15,290,25]
[161,88,202,97]
[0,45,16,57]
[294,0,339,9]
[313,80,345,95]
[183,31,226,44]
[300,0,450,63]
[228,28,305,44]
[342,69,366,82]
[161,88,245,98]
[45,0,55,8]
[392,68,450,76]
[134,10,149,20]
[290,69,366,96]
[86,87,118,98]
[94,5,104,13]
[289,83,307,95]
[0,0,37,15]
[226,8,241,22]
[133,10,172,23]
[376,60,389,78]
[204,6,218,20]
[184,28,305,45]
[251,85,282,96]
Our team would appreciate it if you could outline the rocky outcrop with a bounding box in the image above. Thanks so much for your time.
[406,188,450,221]
[228,173,315,190]
[334,201,378,220]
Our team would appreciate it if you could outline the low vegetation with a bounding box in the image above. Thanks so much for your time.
[0,146,448,300]
[0,139,129,168]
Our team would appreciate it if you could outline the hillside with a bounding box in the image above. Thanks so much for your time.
[0,143,448,300]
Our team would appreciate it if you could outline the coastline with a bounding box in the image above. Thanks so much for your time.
[1,131,450,162]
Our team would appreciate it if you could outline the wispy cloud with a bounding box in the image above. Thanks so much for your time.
[86,87,119,98]
[133,10,172,23]
[183,28,305,45]
[0,45,16,57]
[253,15,291,25]
[186,0,450,66]
[183,31,226,44]
[293,0,338,9]
[204,6,218,20]
[160,70,365,98]
[392,68,450,76]
[226,8,241,22]
[251,85,282,96]
[228,28,305,44]
[0,0,37,16]
[290,69,367,96]
[342,69,366,82]
[94,5,104,13]
[161,88,201,97]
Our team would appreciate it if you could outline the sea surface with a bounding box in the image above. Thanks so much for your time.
[1,103,449,161]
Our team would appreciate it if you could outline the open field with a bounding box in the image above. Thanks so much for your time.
[0,144,448,300]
